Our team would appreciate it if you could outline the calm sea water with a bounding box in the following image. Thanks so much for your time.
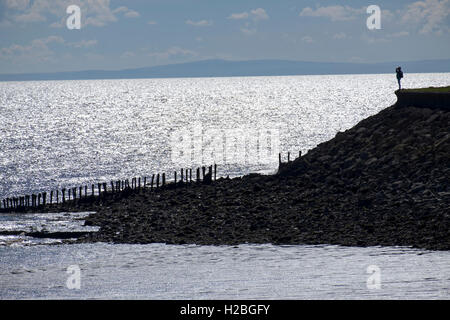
[0,74,449,299]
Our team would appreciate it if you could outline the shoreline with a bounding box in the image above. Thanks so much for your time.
[2,91,449,251]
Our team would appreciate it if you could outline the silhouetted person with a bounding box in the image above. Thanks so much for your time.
[396,66,403,90]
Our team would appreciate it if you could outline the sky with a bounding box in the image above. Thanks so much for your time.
[0,0,449,74]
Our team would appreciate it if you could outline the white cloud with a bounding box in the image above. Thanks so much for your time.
[0,0,140,28]
[401,0,450,34]
[113,6,140,18]
[0,35,64,63]
[228,12,249,20]
[250,8,269,21]
[299,5,364,21]
[147,20,157,25]
[228,8,269,36]
[186,19,213,27]
[228,8,269,21]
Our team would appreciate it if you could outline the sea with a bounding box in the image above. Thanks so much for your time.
[0,73,449,299]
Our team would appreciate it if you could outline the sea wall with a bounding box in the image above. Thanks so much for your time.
[395,90,450,110]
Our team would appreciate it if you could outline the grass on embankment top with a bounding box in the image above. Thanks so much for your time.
[402,86,450,93]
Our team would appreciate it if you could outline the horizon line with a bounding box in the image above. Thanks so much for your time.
[2,57,450,76]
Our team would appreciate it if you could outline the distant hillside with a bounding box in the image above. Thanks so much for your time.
[1,59,449,81]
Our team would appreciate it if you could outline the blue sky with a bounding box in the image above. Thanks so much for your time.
[0,0,449,73]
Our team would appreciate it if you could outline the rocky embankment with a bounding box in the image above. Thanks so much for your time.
[77,101,449,250]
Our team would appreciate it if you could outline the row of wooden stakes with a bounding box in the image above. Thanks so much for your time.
[1,151,302,211]
[1,164,218,211]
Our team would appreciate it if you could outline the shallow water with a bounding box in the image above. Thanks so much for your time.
[0,211,98,246]
[0,243,449,299]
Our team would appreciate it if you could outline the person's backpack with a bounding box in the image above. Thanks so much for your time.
[399,71,403,78]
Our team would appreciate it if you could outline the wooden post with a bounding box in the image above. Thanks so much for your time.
[91,184,95,197]
[288,152,290,162]
[42,192,47,206]
[56,190,59,204]
[79,186,82,199]
[156,174,160,188]
[143,177,147,190]
[73,188,76,200]
[33,194,37,206]
[214,164,217,181]
[50,191,53,204]
[190,169,192,183]
[68,189,71,201]
[174,171,177,184]
[180,169,184,184]
[197,168,200,182]
[279,153,281,165]
[38,193,42,206]
[98,183,102,196]
[162,174,165,186]
[151,174,155,191]
[202,166,206,180]
[138,177,141,190]
[2,199,5,209]
[299,150,302,158]
[85,186,87,198]
[111,181,115,193]
[103,183,107,194]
